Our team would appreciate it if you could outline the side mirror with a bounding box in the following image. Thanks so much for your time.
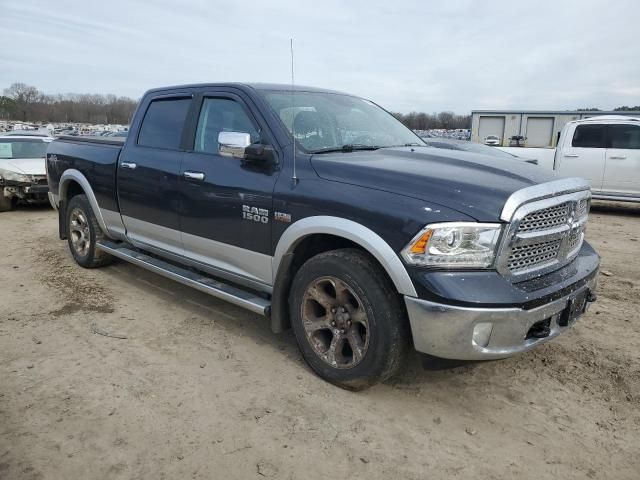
[244,143,277,166]
[218,131,251,158]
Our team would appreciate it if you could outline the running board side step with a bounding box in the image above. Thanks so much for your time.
[96,240,270,316]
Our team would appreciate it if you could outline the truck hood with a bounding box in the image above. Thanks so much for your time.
[310,146,559,221]
[0,158,46,176]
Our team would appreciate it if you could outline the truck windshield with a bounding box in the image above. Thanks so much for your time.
[0,139,49,159]
[261,91,425,153]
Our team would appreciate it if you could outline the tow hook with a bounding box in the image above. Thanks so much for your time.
[526,319,551,339]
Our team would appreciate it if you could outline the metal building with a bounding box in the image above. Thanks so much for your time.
[470,110,640,147]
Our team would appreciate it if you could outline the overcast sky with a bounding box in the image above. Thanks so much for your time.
[2,0,639,113]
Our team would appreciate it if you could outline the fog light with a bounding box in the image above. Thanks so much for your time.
[472,322,493,348]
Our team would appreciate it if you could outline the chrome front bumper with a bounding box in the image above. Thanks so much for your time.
[404,276,597,360]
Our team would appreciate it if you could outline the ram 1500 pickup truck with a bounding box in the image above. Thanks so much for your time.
[46,83,600,389]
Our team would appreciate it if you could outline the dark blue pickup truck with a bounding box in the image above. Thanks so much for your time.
[46,83,599,389]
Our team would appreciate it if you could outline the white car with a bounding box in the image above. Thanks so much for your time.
[484,135,501,146]
[0,135,53,211]
[554,116,640,202]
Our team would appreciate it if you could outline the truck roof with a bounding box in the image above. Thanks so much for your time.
[574,115,640,123]
[143,82,353,97]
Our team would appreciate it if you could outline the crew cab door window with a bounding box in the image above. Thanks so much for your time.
[608,124,640,149]
[137,98,192,149]
[556,124,606,191]
[571,124,606,148]
[194,98,261,154]
[602,124,640,196]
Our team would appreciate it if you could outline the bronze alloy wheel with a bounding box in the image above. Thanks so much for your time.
[301,276,370,369]
[69,207,91,257]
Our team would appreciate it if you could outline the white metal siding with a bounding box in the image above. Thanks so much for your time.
[478,116,505,145]
[525,117,554,147]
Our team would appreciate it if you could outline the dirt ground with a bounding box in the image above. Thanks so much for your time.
[1,201,639,480]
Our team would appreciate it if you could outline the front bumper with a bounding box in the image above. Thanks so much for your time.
[406,276,596,360]
[404,243,599,360]
[2,184,49,203]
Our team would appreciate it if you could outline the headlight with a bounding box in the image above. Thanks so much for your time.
[0,168,30,184]
[401,222,503,268]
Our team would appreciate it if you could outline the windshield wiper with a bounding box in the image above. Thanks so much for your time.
[311,144,381,154]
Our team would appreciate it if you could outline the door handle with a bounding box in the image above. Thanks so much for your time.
[120,161,137,169]
[183,171,205,181]
[609,155,626,159]
[563,154,579,158]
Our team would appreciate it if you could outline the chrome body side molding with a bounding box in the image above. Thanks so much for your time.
[122,215,184,256]
[273,216,417,297]
[122,215,273,290]
[101,209,127,240]
[133,241,273,294]
[182,230,272,286]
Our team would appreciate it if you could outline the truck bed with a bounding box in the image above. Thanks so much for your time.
[47,136,123,214]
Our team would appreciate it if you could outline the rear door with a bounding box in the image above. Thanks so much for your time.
[556,123,606,191]
[603,123,640,196]
[117,94,192,253]
[178,90,280,288]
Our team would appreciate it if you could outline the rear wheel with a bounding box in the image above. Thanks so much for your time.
[66,194,113,268]
[289,248,410,390]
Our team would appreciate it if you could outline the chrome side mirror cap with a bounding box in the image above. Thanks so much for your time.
[218,131,251,158]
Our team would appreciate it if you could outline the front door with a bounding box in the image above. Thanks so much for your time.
[557,123,606,192]
[178,92,280,287]
[117,95,192,253]
[603,123,640,197]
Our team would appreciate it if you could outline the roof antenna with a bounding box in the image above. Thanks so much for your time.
[290,38,298,186]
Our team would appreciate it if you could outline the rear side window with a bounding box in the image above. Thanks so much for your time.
[571,124,606,148]
[137,97,191,149]
[608,124,640,149]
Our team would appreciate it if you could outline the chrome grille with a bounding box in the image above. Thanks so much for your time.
[508,239,562,272]
[567,231,583,253]
[517,202,570,233]
[498,187,591,280]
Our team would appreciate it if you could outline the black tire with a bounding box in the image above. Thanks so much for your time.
[289,248,410,390]
[66,194,113,268]
[0,193,13,212]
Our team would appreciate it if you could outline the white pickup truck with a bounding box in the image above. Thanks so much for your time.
[553,116,640,202]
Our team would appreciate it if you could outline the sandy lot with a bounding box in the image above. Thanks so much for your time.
[1,201,639,480]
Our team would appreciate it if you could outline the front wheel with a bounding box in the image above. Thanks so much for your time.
[66,194,113,268]
[289,248,410,390]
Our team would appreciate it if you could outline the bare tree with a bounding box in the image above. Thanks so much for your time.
[1,82,138,125]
